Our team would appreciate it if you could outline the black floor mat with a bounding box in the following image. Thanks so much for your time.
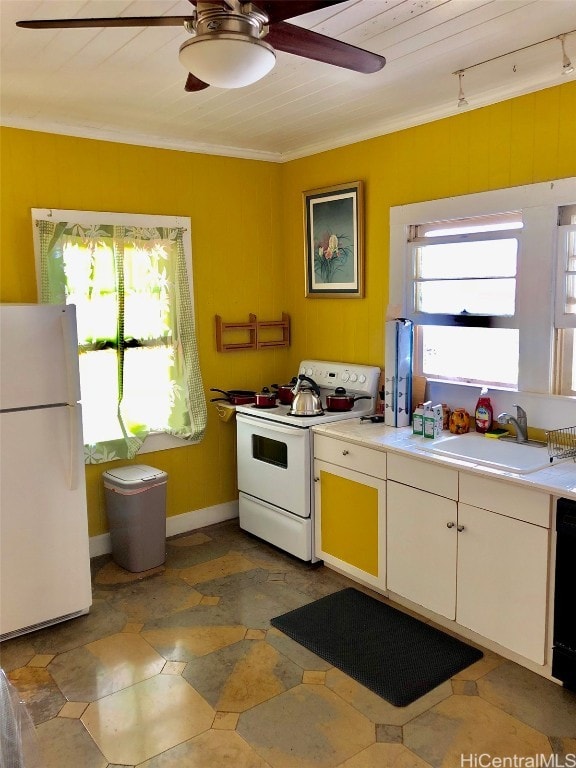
[271,587,483,707]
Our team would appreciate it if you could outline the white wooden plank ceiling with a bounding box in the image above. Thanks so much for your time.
[1,0,575,161]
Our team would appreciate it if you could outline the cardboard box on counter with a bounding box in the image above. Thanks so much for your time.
[423,404,443,439]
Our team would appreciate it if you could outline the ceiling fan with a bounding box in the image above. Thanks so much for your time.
[16,0,386,91]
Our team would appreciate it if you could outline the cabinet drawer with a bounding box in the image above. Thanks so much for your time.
[459,473,550,528]
[387,453,458,500]
[313,435,386,479]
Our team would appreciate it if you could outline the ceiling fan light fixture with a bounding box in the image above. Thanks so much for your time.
[179,32,276,89]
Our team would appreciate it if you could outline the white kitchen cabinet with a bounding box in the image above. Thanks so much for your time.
[456,503,549,664]
[386,480,458,619]
[457,471,551,659]
[386,459,551,665]
[386,454,459,618]
[313,435,386,591]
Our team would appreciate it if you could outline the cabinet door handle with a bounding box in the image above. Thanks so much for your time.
[457,524,465,532]
[446,521,455,528]
[342,449,349,455]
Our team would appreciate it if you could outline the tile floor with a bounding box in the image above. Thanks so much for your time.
[1,519,576,768]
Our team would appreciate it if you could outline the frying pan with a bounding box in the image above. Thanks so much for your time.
[209,388,256,405]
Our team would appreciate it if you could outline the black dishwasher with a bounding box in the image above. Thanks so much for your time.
[552,497,576,690]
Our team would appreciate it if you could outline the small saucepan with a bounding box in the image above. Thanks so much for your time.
[325,387,371,412]
[272,377,298,405]
[210,388,256,405]
[254,387,278,408]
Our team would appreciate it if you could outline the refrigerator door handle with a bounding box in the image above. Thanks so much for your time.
[61,308,81,404]
[68,405,79,491]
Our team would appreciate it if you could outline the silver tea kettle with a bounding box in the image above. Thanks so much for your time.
[289,374,324,416]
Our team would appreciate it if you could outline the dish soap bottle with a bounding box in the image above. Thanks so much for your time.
[475,387,493,433]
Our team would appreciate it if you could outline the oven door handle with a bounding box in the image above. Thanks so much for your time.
[237,414,308,437]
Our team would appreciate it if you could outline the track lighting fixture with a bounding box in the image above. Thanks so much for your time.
[453,28,574,109]
[456,70,468,108]
[559,34,574,76]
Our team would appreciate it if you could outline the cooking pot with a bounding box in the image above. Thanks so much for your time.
[254,387,277,408]
[325,387,371,412]
[289,375,323,416]
[271,377,298,405]
[209,388,256,405]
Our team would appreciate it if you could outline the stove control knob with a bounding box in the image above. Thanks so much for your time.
[306,367,314,377]
[358,374,367,384]
[350,373,358,383]
[341,372,350,383]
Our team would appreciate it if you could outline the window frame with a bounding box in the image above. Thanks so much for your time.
[389,177,576,395]
[32,208,196,453]
[408,223,521,327]
[555,222,576,329]
[555,329,575,396]
[555,216,576,396]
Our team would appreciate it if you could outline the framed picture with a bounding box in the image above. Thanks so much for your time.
[304,181,364,298]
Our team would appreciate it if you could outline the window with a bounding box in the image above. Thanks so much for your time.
[556,205,576,396]
[33,209,207,463]
[389,177,576,395]
[409,213,522,388]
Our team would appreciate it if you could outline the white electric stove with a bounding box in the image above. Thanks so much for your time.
[235,360,381,561]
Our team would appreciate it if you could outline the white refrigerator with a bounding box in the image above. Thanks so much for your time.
[0,303,92,640]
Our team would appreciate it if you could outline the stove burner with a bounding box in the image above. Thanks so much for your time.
[286,411,325,418]
[251,404,280,410]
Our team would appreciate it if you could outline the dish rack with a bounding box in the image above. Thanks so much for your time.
[547,426,576,462]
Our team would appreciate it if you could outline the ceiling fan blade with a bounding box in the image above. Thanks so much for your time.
[257,1,349,24]
[266,21,385,74]
[185,73,210,92]
[16,16,192,30]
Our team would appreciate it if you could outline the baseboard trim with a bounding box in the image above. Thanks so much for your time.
[89,500,239,558]
[166,501,239,537]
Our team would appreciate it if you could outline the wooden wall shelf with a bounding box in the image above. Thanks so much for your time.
[215,313,290,352]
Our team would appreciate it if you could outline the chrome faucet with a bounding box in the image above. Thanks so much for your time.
[497,404,528,443]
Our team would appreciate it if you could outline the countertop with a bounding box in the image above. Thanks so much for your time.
[312,421,576,502]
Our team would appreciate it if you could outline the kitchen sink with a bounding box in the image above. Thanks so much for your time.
[425,433,553,474]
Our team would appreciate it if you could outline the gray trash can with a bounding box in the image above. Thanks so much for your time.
[103,465,168,572]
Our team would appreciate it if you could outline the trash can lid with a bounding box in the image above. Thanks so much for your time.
[103,464,167,486]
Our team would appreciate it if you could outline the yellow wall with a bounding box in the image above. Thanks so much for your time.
[0,129,288,535]
[1,81,575,538]
[281,82,576,373]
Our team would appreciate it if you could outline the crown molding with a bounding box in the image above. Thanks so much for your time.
[0,116,284,163]
[1,79,571,164]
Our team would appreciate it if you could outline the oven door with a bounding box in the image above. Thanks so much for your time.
[236,414,311,518]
